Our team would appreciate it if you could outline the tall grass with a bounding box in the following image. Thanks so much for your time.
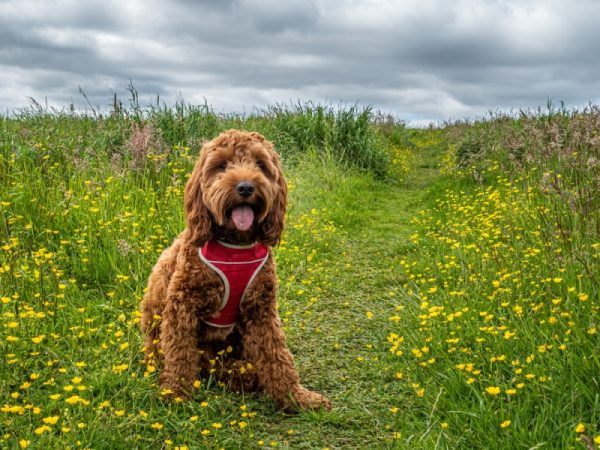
[445,106,600,286]
[4,91,399,178]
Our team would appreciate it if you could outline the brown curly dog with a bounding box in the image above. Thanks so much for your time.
[140,129,331,411]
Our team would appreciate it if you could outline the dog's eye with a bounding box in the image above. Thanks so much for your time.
[218,162,227,171]
[256,160,266,170]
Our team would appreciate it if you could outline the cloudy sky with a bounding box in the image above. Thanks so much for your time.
[1,0,599,124]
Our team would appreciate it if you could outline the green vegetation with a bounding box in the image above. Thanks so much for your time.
[0,101,598,449]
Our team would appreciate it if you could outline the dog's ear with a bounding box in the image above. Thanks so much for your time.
[184,147,213,245]
[261,150,288,246]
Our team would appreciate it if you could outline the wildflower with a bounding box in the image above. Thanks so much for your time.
[31,335,45,344]
[151,422,164,430]
[19,440,29,448]
[485,386,501,395]
[65,395,82,405]
[575,423,585,433]
[34,425,51,435]
[42,415,60,425]
[500,420,511,428]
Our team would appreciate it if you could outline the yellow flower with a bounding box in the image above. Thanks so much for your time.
[594,435,600,445]
[151,422,163,430]
[65,395,82,404]
[575,423,585,433]
[34,425,51,435]
[500,420,511,428]
[212,423,223,429]
[42,415,60,425]
[485,386,501,395]
[114,410,125,417]
[19,440,29,448]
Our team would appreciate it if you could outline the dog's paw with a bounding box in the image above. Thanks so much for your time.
[290,386,332,411]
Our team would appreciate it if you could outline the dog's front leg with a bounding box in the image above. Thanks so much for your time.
[159,283,202,398]
[241,278,331,410]
[159,249,221,399]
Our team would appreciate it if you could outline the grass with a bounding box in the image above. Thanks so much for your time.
[1,102,599,449]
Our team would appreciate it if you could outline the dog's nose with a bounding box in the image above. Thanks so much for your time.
[236,181,255,198]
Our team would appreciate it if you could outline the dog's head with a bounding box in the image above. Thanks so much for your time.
[184,130,287,246]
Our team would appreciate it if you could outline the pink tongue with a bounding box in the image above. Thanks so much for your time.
[231,205,255,231]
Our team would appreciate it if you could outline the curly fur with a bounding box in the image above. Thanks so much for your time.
[140,130,331,410]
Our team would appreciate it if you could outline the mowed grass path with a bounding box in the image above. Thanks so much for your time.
[269,143,444,448]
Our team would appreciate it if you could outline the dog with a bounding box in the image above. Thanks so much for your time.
[140,129,331,410]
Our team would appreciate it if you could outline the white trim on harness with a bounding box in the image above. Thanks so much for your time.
[197,247,231,325]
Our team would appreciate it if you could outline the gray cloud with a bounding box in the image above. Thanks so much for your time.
[1,0,599,123]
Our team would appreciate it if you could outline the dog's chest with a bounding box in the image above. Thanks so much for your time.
[198,240,269,327]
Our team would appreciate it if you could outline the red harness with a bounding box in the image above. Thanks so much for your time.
[198,240,269,327]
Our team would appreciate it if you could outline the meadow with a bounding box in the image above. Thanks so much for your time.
[0,100,598,449]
